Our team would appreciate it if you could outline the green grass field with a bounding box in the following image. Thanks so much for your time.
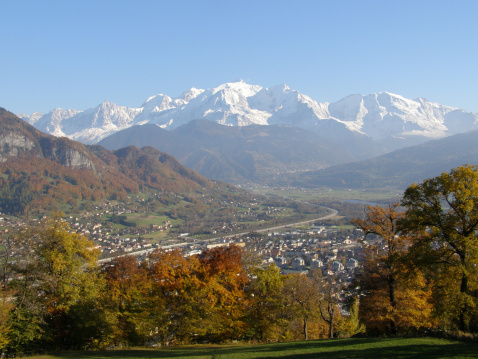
[25,337,478,359]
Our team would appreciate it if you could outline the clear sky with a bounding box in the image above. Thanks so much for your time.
[2,0,478,115]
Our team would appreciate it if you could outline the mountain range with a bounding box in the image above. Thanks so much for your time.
[19,81,478,150]
[15,81,478,188]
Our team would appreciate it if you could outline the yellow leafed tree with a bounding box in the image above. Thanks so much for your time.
[352,204,435,334]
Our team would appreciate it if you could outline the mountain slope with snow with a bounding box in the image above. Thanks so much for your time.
[19,81,478,148]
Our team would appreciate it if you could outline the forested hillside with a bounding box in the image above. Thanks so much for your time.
[0,108,215,216]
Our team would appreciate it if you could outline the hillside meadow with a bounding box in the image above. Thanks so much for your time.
[24,337,478,359]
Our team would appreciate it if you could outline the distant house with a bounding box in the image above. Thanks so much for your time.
[346,258,359,269]
[331,260,344,272]
[274,256,288,268]
[271,248,282,257]
[291,257,305,270]
[206,242,228,249]
[310,259,323,269]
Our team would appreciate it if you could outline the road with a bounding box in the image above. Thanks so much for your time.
[201,205,338,242]
[255,206,338,233]
[99,205,339,263]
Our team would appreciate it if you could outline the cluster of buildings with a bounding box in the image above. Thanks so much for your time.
[238,225,364,279]
[0,189,378,288]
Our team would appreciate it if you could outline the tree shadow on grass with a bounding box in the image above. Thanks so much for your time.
[215,338,478,359]
[212,338,398,356]
[43,338,478,359]
[255,343,478,359]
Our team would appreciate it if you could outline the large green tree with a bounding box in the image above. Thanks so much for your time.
[400,165,478,332]
[247,264,289,341]
[6,216,103,351]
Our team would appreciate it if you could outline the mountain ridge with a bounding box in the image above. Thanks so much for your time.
[295,130,478,190]
[19,81,478,150]
[98,119,375,185]
[0,108,215,215]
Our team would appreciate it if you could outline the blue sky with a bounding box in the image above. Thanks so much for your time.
[2,0,478,114]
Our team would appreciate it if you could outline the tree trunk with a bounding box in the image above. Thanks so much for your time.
[388,273,397,335]
[303,318,308,340]
[459,273,470,332]
[328,304,335,339]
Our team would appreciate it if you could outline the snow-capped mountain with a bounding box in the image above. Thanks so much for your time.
[62,101,142,143]
[18,81,478,146]
[21,102,142,143]
[327,92,478,140]
[21,108,81,137]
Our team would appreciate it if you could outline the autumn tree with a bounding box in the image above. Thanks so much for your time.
[0,286,12,351]
[247,264,289,341]
[147,249,200,345]
[146,245,250,344]
[310,273,343,339]
[5,216,103,351]
[400,165,478,332]
[6,226,46,352]
[351,204,435,334]
[351,204,406,334]
[196,245,250,342]
[283,273,320,340]
[353,247,435,335]
[0,230,22,351]
[102,256,152,346]
[338,296,365,337]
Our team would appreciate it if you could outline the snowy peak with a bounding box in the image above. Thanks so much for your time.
[250,83,329,124]
[17,82,478,147]
[211,80,263,97]
[142,94,175,112]
[33,108,81,137]
[179,87,205,102]
[361,92,469,139]
[67,101,139,129]
[322,91,478,140]
[24,102,141,144]
[18,111,44,125]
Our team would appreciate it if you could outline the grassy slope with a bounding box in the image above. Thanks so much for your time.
[27,337,478,359]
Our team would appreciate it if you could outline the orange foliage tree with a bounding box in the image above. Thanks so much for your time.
[146,245,249,345]
[102,256,152,346]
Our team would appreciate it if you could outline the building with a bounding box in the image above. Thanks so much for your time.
[331,260,344,272]
[291,257,305,270]
[346,258,359,269]
[310,259,324,269]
